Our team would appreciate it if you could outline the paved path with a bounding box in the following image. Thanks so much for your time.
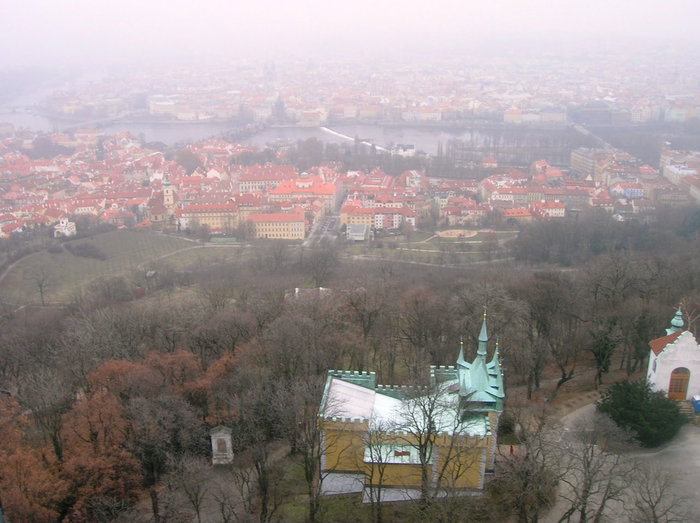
[541,402,700,522]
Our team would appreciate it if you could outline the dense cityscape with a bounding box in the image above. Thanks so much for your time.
[1,49,700,244]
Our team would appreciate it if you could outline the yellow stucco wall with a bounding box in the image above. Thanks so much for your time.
[321,420,491,491]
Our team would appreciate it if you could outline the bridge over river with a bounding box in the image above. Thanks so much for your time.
[443,122,595,168]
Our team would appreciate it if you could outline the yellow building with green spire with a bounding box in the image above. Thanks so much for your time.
[319,311,505,502]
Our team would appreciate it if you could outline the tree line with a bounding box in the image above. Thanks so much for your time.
[0,207,699,520]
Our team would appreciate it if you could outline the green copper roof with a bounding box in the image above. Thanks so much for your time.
[672,307,684,329]
[455,312,505,411]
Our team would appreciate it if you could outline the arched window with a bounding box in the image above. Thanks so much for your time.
[668,367,690,400]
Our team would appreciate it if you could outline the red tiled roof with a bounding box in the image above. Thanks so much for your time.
[649,330,683,356]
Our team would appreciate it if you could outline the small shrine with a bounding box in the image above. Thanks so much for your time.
[210,425,234,465]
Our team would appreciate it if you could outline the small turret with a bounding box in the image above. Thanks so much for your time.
[456,337,467,367]
[490,338,502,377]
[477,308,488,357]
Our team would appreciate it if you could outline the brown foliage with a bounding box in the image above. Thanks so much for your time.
[87,359,163,400]
[62,390,130,455]
[61,449,142,522]
[0,397,66,521]
[145,349,203,391]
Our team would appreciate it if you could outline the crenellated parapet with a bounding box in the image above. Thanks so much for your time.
[374,383,428,399]
[327,369,376,389]
[320,415,370,424]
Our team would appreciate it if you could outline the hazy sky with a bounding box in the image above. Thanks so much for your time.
[2,0,699,69]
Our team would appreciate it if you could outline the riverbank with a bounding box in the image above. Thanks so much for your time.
[0,106,581,160]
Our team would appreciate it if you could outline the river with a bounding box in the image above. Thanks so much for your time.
[2,87,580,161]
[0,107,485,155]
[0,87,494,154]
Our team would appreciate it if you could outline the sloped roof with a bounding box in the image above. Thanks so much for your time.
[649,330,683,356]
[320,375,488,437]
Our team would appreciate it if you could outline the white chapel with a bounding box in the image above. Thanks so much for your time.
[647,308,700,400]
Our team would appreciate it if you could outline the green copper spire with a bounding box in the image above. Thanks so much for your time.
[491,337,502,373]
[477,308,488,357]
[457,336,467,367]
[667,307,684,334]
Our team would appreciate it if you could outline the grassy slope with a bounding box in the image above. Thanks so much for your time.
[0,227,515,304]
[0,230,194,304]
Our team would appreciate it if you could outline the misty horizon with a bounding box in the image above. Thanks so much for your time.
[2,0,700,71]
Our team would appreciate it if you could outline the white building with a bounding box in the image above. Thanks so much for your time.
[647,309,700,400]
[54,217,76,238]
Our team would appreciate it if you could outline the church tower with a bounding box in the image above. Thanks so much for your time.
[163,171,174,209]
[456,310,505,415]
[453,310,505,470]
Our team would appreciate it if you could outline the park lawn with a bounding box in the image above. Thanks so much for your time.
[155,243,246,271]
[403,230,435,242]
[0,230,192,305]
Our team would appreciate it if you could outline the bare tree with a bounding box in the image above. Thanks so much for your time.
[211,482,242,523]
[26,265,54,306]
[166,455,210,523]
[362,423,393,523]
[556,413,636,523]
[300,376,357,523]
[295,378,331,523]
[306,239,338,287]
[342,283,387,343]
[18,368,74,461]
[226,465,257,521]
[398,285,452,373]
[509,271,585,398]
[264,240,289,273]
[396,386,445,504]
[681,297,700,335]
[491,404,562,523]
[230,379,292,523]
[588,319,621,389]
[125,394,209,522]
[627,461,689,523]
[393,384,481,506]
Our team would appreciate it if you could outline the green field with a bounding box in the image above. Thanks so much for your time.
[0,231,195,305]
[0,227,517,305]
[343,229,516,265]
[155,243,245,271]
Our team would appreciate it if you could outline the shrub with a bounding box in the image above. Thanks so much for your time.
[597,380,686,447]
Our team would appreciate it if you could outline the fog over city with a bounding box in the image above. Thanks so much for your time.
[2,0,700,69]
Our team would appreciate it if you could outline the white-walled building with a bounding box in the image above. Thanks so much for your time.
[54,217,76,238]
[647,309,700,400]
